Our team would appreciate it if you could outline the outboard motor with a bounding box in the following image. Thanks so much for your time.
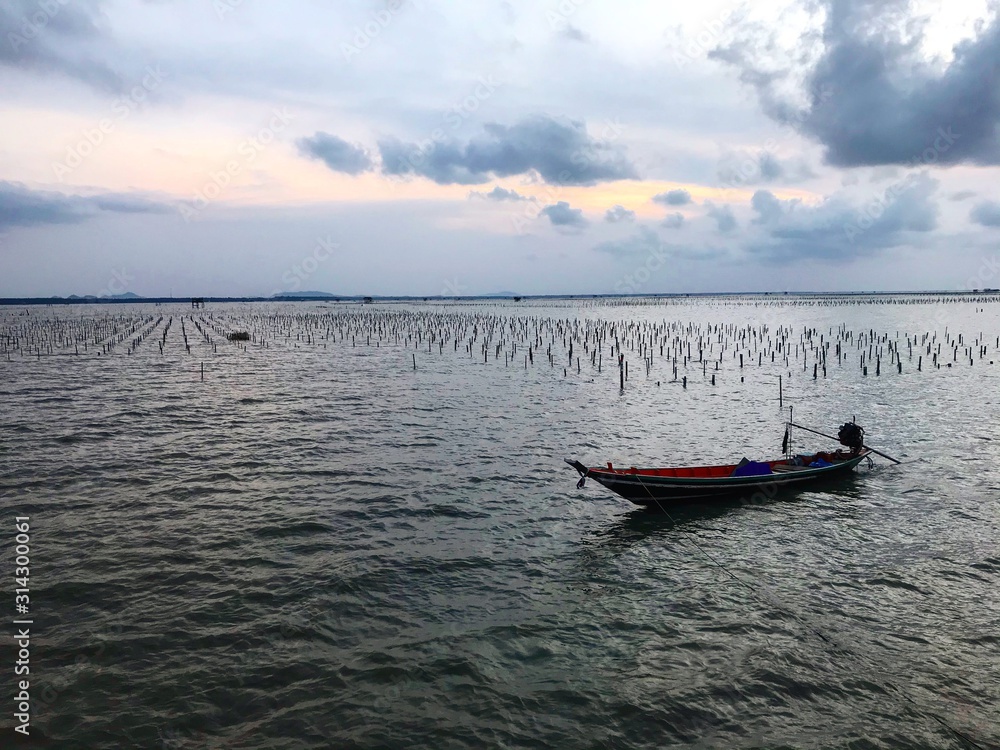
[837,422,865,453]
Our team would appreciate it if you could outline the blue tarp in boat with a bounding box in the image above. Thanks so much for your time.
[730,460,773,477]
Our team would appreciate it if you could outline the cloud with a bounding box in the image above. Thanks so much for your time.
[757,152,783,181]
[91,194,170,215]
[0,0,124,91]
[297,133,373,175]
[593,225,662,258]
[593,224,726,261]
[711,1,1000,167]
[0,182,167,231]
[605,204,635,223]
[561,25,590,43]
[748,174,939,261]
[661,212,684,229]
[971,201,1000,227]
[950,190,976,201]
[653,189,691,206]
[539,201,587,228]
[0,183,81,229]
[378,115,638,185]
[706,202,737,233]
[717,151,815,186]
[469,185,532,202]
[750,189,799,224]
[712,0,1000,167]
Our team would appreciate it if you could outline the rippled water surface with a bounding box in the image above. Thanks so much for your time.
[2,298,999,749]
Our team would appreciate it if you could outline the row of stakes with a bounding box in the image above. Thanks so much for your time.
[3,308,998,391]
[591,294,1000,308]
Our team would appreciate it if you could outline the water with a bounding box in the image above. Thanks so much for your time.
[1,297,999,749]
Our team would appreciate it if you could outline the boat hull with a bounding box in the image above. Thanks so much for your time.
[571,451,871,506]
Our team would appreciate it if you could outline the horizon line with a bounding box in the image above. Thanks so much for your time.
[3,289,1000,305]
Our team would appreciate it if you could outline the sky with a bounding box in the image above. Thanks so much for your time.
[1,0,1000,297]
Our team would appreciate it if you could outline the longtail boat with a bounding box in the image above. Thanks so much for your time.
[566,421,892,507]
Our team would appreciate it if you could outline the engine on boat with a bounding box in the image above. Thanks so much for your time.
[837,422,865,452]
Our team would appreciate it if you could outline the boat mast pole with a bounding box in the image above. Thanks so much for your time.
[788,406,793,456]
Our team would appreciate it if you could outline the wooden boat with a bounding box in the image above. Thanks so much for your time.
[566,421,898,507]
[565,449,873,506]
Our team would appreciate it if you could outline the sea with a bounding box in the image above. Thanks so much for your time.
[1,296,998,750]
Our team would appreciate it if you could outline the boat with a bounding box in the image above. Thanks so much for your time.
[566,422,885,507]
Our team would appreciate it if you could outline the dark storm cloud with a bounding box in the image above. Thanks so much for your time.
[469,185,532,202]
[0,181,167,231]
[652,189,691,206]
[706,202,737,233]
[0,181,82,228]
[748,174,939,261]
[970,201,1000,227]
[712,0,1000,167]
[604,204,635,222]
[297,133,374,175]
[539,201,587,228]
[0,0,123,91]
[378,115,638,185]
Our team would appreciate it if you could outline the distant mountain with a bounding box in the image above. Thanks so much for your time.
[272,290,339,298]
[483,291,519,297]
[55,292,139,300]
